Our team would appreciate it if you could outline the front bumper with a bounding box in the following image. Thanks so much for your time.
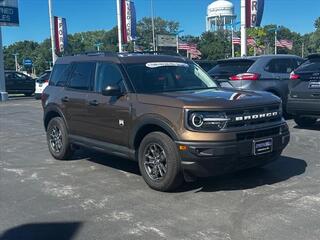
[176,124,290,177]
[287,97,320,117]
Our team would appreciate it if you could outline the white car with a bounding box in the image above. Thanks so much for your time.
[35,70,51,99]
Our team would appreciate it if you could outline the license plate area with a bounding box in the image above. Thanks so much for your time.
[309,81,320,89]
[253,138,273,156]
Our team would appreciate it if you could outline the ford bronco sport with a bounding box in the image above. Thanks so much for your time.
[42,52,290,192]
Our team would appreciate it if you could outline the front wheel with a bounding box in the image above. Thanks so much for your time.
[294,117,317,127]
[138,132,183,192]
[46,117,74,160]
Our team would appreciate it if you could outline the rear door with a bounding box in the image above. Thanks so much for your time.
[290,57,320,100]
[259,58,299,99]
[63,62,96,137]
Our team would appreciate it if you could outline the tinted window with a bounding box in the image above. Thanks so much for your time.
[95,63,124,92]
[36,72,51,83]
[265,58,296,74]
[68,62,95,91]
[125,62,217,93]
[208,60,255,76]
[14,72,27,80]
[296,58,320,72]
[50,64,68,86]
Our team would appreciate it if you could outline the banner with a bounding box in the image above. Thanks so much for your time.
[246,0,264,28]
[157,35,176,47]
[121,0,137,44]
[54,16,68,53]
[0,0,19,26]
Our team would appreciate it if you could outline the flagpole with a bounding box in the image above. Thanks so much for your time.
[151,0,156,51]
[116,0,123,52]
[231,24,235,58]
[274,28,278,55]
[240,0,247,57]
[48,0,57,63]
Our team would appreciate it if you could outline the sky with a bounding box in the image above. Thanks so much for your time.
[3,0,320,46]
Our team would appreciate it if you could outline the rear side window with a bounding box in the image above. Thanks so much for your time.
[68,62,96,91]
[296,58,320,72]
[50,64,68,86]
[208,60,255,75]
[265,58,296,74]
[94,63,124,92]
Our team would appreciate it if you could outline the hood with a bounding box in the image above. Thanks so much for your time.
[137,88,281,109]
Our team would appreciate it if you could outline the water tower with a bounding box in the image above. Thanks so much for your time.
[206,0,236,31]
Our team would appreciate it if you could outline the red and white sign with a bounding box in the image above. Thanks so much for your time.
[54,16,68,53]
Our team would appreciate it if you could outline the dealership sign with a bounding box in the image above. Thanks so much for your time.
[54,16,68,53]
[0,0,19,26]
[246,0,264,28]
[121,0,137,43]
[157,35,177,47]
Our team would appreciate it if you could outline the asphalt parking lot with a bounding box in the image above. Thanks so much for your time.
[0,98,320,240]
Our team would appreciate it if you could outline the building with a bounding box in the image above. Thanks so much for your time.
[206,0,237,32]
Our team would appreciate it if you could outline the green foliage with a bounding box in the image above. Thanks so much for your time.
[199,31,231,60]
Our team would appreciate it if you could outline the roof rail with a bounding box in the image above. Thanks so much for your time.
[120,51,182,57]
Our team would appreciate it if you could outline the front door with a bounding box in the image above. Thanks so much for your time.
[86,62,131,147]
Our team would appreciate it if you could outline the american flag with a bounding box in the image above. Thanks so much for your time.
[276,39,293,50]
[247,37,257,46]
[232,37,241,45]
[178,42,202,59]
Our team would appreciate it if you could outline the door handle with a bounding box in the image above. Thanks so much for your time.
[61,97,69,102]
[89,100,99,106]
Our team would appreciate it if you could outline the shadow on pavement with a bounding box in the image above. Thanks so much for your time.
[0,222,82,240]
[178,156,307,193]
[293,122,320,131]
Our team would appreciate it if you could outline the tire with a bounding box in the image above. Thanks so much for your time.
[138,132,183,192]
[294,117,317,127]
[46,117,74,160]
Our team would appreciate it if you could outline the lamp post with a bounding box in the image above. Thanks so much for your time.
[151,0,156,51]
[175,30,184,53]
[240,0,247,57]
[94,42,103,52]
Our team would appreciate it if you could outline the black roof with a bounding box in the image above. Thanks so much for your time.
[56,52,191,65]
[307,54,320,59]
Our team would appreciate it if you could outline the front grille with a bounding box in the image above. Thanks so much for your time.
[225,104,281,129]
[237,127,281,141]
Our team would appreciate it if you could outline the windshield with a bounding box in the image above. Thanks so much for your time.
[125,62,217,93]
[208,60,255,76]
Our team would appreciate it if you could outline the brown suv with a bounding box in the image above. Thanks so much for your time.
[42,52,290,191]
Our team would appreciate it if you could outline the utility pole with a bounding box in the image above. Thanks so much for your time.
[48,0,57,64]
[231,24,235,58]
[240,0,247,57]
[302,42,305,58]
[116,0,123,52]
[151,0,156,51]
[12,53,19,71]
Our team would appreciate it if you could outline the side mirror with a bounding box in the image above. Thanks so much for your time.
[102,84,122,96]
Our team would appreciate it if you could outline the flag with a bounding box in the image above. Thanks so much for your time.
[276,39,293,50]
[246,0,265,28]
[247,37,257,46]
[232,37,241,45]
[178,42,202,59]
[121,0,137,44]
[54,16,68,53]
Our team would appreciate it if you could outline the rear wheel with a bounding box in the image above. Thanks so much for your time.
[294,117,317,127]
[46,117,74,160]
[138,132,183,192]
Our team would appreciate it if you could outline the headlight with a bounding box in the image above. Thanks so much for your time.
[188,111,230,131]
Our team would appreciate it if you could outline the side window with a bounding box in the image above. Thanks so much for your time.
[50,64,68,86]
[265,59,296,74]
[94,62,124,92]
[5,73,12,79]
[68,62,96,91]
[14,73,27,80]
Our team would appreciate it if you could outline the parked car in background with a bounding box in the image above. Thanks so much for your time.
[4,70,35,96]
[208,55,304,116]
[194,60,217,72]
[35,70,51,99]
[287,54,320,127]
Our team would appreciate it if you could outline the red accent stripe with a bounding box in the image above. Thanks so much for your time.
[246,0,251,28]
[121,0,128,44]
[54,16,59,53]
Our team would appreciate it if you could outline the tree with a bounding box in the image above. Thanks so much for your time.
[136,17,179,50]
[315,17,320,31]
